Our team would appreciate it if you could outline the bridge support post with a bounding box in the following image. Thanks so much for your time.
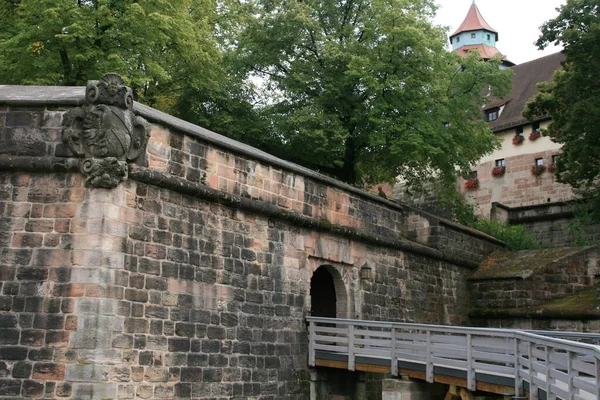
[382,378,446,400]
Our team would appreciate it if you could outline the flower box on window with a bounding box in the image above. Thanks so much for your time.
[465,179,479,190]
[547,163,556,173]
[531,164,546,176]
[512,135,524,145]
[491,166,505,177]
[529,131,541,141]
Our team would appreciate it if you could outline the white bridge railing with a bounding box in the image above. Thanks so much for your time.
[307,317,600,400]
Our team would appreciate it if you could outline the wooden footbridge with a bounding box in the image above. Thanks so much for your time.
[307,317,600,399]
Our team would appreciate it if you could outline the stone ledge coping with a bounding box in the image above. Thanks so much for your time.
[438,218,503,245]
[400,202,504,246]
[0,85,86,106]
[509,211,575,224]
[492,201,585,224]
[469,309,600,321]
[493,200,582,212]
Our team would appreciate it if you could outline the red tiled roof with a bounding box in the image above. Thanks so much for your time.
[451,3,498,40]
[489,52,565,132]
[455,44,500,59]
[454,44,514,65]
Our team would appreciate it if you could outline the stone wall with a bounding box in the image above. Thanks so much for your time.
[492,202,600,248]
[461,149,574,218]
[391,181,453,220]
[0,82,503,399]
[469,247,598,312]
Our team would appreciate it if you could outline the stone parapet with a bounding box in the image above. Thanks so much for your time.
[0,79,503,399]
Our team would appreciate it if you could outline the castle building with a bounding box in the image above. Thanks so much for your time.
[453,3,574,224]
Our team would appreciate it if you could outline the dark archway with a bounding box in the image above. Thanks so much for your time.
[310,266,337,318]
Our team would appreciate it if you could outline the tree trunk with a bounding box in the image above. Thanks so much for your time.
[59,49,74,85]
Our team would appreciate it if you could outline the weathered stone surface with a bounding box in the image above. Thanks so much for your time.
[61,74,149,188]
[0,82,508,400]
[469,246,600,329]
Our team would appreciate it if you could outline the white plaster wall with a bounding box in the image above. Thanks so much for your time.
[479,120,561,164]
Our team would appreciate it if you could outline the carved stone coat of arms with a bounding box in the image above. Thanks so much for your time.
[62,73,150,188]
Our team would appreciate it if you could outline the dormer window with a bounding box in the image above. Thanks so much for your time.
[456,36,460,43]
[471,33,476,39]
[486,108,499,122]
[487,34,491,41]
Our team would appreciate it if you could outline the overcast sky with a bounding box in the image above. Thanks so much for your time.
[433,0,566,64]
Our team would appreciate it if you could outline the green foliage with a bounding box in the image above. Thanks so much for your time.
[524,0,600,216]
[0,0,220,108]
[437,187,478,226]
[0,0,512,188]
[568,204,593,246]
[435,188,539,250]
[185,0,511,186]
[473,219,539,251]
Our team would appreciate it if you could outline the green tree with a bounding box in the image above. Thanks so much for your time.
[524,0,600,212]
[0,0,220,107]
[186,0,511,186]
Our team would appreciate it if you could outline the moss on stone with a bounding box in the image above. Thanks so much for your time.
[529,286,597,314]
[471,247,590,280]
[470,286,599,320]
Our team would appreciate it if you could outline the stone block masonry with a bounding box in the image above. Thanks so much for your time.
[461,149,574,219]
[0,81,502,399]
[492,201,600,248]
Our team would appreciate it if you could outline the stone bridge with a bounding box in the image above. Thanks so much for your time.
[0,75,504,399]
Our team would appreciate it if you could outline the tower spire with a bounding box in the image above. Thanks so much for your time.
[450,2,498,40]
[449,2,514,67]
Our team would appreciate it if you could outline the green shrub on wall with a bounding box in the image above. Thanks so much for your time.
[474,219,539,251]
[437,188,539,251]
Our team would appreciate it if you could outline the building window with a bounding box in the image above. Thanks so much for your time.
[471,33,476,39]
[456,36,460,43]
[535,158,544,166]
[532,122,540,132]
[487,34,491,40]
[517,126,524,137]
[495,159,506,168]
[469,170,477,179]
[486,108,499,122]
[552,155,558,164]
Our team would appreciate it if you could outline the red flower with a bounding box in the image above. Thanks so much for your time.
[531,165,546,176]
[529,131,541,141]
[512,135,524,145]
[547,163,556,173]
[491,166,505,177]
[465,179,479,190]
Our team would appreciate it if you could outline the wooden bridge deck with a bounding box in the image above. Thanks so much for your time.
[307,317,600,400]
